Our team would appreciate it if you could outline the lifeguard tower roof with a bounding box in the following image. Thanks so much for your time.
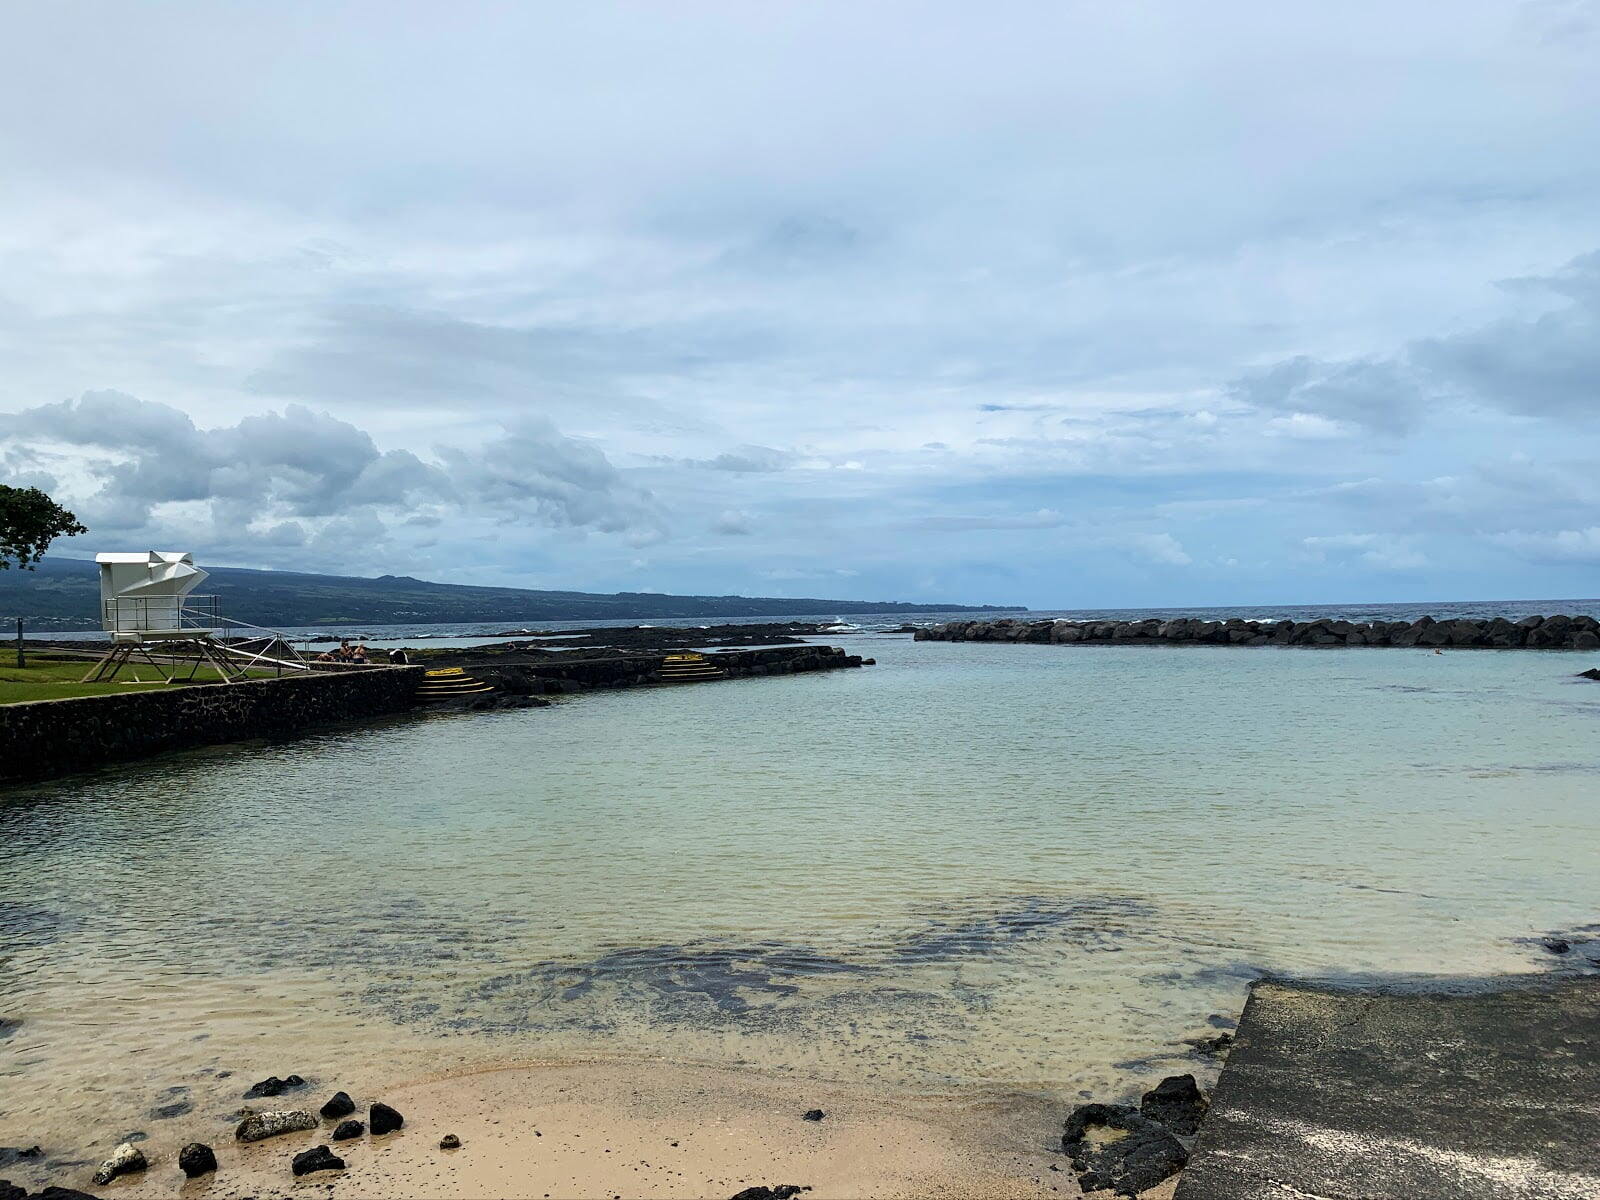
[96,551,210,638]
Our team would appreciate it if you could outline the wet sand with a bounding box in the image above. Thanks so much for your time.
[95,1058,1176,1199]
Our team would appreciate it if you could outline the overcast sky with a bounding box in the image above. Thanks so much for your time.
[3,1,1598,608]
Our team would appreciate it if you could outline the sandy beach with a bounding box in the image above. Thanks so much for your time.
[82,1057,1182,1199]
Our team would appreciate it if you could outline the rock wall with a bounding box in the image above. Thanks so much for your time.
[915,615,1600,650]
[0,667,424,785]
[473,644,867,695]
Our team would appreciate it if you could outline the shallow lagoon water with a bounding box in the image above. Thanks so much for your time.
[2,636,1598,1156]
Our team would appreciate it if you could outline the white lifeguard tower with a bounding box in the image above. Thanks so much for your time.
[82,551,307,683]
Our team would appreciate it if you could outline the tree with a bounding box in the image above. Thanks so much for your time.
[0,484,88,569]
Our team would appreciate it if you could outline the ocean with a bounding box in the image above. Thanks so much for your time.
[1,610,1598,1159]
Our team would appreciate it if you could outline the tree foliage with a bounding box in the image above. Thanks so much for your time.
[0,484,88,570]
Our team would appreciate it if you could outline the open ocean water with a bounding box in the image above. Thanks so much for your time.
[2,602,1599,1164]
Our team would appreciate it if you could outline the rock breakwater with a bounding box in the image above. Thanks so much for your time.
[915,614,1600,650]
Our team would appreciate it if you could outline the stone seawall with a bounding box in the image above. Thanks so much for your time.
[471,644,867,695]
[915,614,1600,650]
[0,667,424,785]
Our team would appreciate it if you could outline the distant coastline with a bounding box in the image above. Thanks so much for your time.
[0,557,1022,630]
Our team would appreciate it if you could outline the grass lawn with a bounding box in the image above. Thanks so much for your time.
[0,648,261,704]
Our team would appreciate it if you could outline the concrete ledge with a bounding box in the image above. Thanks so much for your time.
[0,667,424,785]
[1175,977,1600,1200]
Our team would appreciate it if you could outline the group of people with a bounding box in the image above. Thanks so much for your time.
[315,639,369,664]
[313,639,409,665]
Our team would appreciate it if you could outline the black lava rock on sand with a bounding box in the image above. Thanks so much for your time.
[439,1134,461,1150]
[90,1142,147,1185]
[331,1120,364,1141]
[178,1143,217,1178]
[729,1187,810,1200]
[319,1091,356,1120]
[1140,1073,1210,1136]
[4,1187,97,1200]
[291,1146,345,1177]
[1062,1104,1188,1196]
[235,1111,318,1143]
[243,1075,305,1099]
[801,1109,825,1122]
[369,1102,404,1135]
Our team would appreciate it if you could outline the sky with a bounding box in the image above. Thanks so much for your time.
[2,1,1598,609]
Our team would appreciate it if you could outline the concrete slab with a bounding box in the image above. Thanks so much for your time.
[1175,977,1600,1200]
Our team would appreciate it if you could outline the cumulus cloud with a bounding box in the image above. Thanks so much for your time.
[1126,532,1192,566]
[0,392,657,561]
[1232,251,1600,433]
[1231,357,1422,435]
[1491,526,1600,564]
[1302,533,1428,571]
[712,509,754,536]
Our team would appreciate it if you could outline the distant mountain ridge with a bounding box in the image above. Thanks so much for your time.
[0,557,1020,629]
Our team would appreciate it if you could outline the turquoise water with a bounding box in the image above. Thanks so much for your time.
[2,636,1598,1154]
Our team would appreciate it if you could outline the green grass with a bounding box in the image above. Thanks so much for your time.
[0,648,265,704]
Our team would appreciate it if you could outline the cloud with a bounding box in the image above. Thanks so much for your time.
[1232,251,1600,432]
[1126,532,1192,566]
[689,446,795,473]
[1411,252,1600,420]
[1491,526,1600,564]
[1229,356,1422,435]
[1302,532,1428,571]
[712,509,754,536]
[1,392,657,560]
[437,417,658,534]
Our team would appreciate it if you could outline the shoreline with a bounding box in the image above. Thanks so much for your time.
[6,1056,1181,1199]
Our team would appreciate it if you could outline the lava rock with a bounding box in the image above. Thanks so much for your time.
[801,1109,825,1122]
[235,1110,318,1142]
[729,1187,810,1200]
[33,1190,100,1200]
[1580,668,1600,681]
[1061,1103,1188,1197]
[369,1102,404,1135]
[331,1119,365,1141]
[291,1146,345,1177]
[1544,938,1572,955]
[1184,1032,1235,1057]
[1139,1074,1209,1136]
[439,1134,461,1150]
[319,1091,356,1120]
[243,1074,306,1099]
[91,1142,148,1185]
[0,1150,40,1170]
[0,1182,24,1200]
[178,1143,217,1178]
